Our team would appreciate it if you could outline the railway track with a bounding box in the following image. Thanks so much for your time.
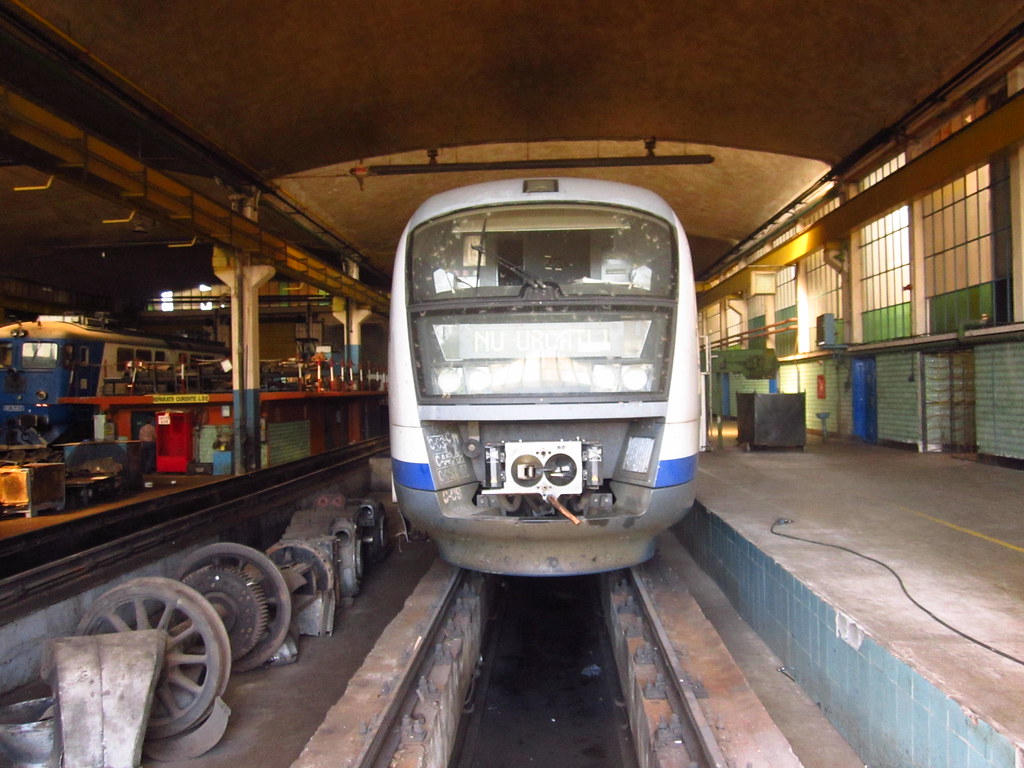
[293,561,732,768]
[0,436,388,625]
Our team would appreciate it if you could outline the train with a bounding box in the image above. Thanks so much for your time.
[1,315,226,446]
[389,177,700,575]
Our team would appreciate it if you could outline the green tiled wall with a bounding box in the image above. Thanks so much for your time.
[678,503,1016,768]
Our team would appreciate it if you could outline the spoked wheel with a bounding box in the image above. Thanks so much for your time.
[177,543,292,672]
[76,577,232,740]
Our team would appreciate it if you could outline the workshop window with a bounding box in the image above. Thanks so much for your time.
[701,306,721,348]
[859,207,911,341]
[922,164,1003,332]
[858,153,906,193]
[806,250,843,343]
[774,266,797,356]
[746,294,768,350]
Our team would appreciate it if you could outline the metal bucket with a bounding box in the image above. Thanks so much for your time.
[0,697,56,768]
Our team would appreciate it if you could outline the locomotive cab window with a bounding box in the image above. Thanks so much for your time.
[407,202,677,401]
[409,204,676,302]
[0,342,11,369]
[21,341,59,369]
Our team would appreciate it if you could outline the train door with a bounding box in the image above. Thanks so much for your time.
[851,357,877,443]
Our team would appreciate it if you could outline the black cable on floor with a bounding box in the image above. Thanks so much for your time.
[770,518,1024,668]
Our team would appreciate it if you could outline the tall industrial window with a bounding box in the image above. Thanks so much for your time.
[724,304,743,346]
[806,250,843,342]
[859,207,911,341]
[774,266,797,356]
[922,166,995,332]
[858,153,906,192]
[701,306,721,348]
[746,294,768,350]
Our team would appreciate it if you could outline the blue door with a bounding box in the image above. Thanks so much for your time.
[852,357,877,443]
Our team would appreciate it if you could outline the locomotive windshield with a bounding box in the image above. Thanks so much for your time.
[21,341,59,369]
[408,204,675,302]
[407,202,677,400]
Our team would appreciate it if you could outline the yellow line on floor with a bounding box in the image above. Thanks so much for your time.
[905,508,1024,555]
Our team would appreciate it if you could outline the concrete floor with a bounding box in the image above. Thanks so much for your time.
[22,431,1016,766]
[691,430,1024,760]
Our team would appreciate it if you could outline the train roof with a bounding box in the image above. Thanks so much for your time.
[403,177,682,233]
[1,316,225,353]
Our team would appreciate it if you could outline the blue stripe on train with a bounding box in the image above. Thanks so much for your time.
[392,458,435,491]
[393,453,698,492]
[654,454,698,487]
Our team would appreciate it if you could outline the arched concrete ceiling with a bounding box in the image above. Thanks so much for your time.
[2,1,1024,304]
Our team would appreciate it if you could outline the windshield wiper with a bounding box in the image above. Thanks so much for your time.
[471,218,562,297]
[495,256,546,290]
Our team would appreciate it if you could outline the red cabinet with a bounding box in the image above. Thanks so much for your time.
[156,411,193,473]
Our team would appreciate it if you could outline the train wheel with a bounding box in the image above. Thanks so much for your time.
[176,543,292,672]
[365,510,389,565]
[76,577,231,740]
[182,565,269,661]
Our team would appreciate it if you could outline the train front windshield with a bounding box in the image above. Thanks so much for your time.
[408,203,677,400]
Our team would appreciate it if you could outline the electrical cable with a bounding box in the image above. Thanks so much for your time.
[770,518,1024,668]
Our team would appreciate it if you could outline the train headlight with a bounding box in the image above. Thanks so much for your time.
[35,390,48,401]
[620,365,652,392]
[436,367,464,396]
[466,366,492,394]
[592,364,618,391]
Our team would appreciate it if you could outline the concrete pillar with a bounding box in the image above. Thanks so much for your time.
[1009,141,1024,323]
[214,248,274,473]
[910,198,928,335]
[795,258,812,354]
[333,296,372,386]
[848,227,864,343]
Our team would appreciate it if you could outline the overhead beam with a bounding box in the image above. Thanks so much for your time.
[0,84,390,314]
[356,153,714,176]
[698,89,1024,308]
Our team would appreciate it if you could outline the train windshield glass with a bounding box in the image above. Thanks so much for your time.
[408,204,675,303]
[21,341,59,369]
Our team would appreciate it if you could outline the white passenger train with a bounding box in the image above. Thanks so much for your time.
[389,178,700,575]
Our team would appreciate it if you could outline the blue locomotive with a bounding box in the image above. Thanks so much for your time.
[1,315,225,445]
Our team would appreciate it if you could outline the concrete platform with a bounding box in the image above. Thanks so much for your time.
[678,432,1024,768]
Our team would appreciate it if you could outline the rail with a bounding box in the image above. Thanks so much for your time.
[629,567,729,768]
